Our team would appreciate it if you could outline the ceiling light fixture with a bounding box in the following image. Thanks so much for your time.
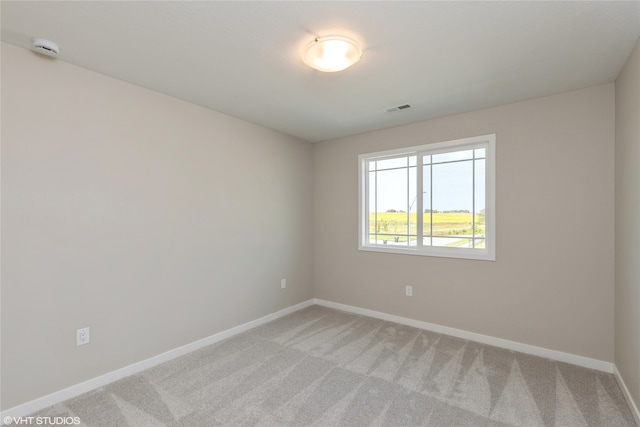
[303,36,362,72]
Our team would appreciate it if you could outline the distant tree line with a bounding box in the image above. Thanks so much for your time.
[385,209,473,214]
[425,209,471,213]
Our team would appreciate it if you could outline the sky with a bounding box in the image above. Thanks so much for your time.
[370,153,485,213]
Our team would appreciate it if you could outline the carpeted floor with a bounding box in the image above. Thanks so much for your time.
[33,305,636,426]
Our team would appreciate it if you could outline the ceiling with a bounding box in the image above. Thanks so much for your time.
[2,1,639,143]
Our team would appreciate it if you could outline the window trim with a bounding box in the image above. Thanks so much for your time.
[358,134,496,261]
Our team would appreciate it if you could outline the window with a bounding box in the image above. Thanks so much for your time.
[359,134,495,260]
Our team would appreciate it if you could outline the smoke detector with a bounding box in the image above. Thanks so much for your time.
[32,38,59,57]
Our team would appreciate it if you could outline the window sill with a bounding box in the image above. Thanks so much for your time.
[358,244,496,261]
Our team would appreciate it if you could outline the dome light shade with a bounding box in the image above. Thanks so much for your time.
[303,36,362,72]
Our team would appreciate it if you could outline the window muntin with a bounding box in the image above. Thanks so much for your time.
[359,135,495,260]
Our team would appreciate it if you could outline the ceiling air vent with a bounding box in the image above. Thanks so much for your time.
[384,104,412,113]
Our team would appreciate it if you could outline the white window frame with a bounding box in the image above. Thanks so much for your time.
[358,134,496,261]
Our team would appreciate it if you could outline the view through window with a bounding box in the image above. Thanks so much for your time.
[359,134,495,260]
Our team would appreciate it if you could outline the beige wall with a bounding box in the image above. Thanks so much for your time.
[1,43,314,410]
[1,38,628,412]
[314,84,615,362]
[615,37,640,413]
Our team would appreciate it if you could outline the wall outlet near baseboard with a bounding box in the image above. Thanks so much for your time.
[405,285,413,297]
[76,327,90,346]
[281,278,286,289]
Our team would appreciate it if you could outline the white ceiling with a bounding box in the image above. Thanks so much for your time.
[2,1,639,143]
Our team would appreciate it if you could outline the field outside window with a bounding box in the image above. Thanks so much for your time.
[359,134,495,260]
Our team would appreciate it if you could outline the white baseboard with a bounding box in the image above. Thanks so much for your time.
[313,298,614,373]
[614,364,640,426]
[2,298,625,423]
[0,299,315,422]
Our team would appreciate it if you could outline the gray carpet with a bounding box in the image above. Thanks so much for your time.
[33,305,636,426]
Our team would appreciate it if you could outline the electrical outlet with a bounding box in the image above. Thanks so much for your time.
[281,278,286,289]
[405,285,413,297]
[76,327,90,346]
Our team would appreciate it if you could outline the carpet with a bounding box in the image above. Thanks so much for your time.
[32,305,636,426]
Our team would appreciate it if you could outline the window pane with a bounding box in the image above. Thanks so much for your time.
[376,168,407,212]
[422,164,432,245]
[408,166,417,246]
[423,155,432,165]
[430,235,473,248]
[432,160,473,247]
[368,171,377,244]
[377,234,396,245]
[433,149,473,164]
[474,159,486,241]
[376,157,408,170]
[372,167,409,246]
[368,171,376,211]
[474,148,486,159]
